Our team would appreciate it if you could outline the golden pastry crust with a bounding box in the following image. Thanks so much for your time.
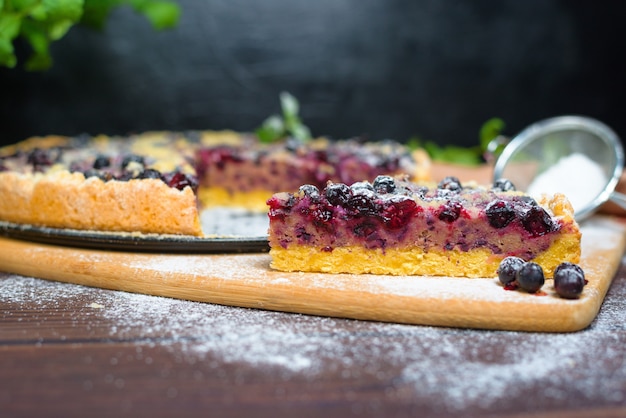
[269,232,581,278]
[0,171,202,236]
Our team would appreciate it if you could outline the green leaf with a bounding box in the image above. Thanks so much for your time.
[0,13,22,39]
[408,137,483,166]
[290,123,311,143]
[255,92,313,143]
[280,91,299,119]
[25,49,53,70]
[9,0,41,12]
[139,1,179,29]
[479,117,505,151]
[81,0,123,29]
[20,20,54,70]
[42,0,85,20]
[47,18,75,39]
[0,38,17,68]
[256,115,284,143]
[129,0,179,29]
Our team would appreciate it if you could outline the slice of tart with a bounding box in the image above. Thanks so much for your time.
[266,175,581,278]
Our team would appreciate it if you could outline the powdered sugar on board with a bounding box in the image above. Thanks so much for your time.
[200,207,268,237]
[2,267,626,414]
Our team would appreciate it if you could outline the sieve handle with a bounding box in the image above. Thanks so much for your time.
[609,191,626,212]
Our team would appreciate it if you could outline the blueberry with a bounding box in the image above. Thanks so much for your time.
[497,256,525,286]
[83,169,106,181]
[93,155,111,169]
[373,175,396,194]
[486,200,516,228]
[139,168,163,179]
[438,176,462,192]
[516,196,538,206]
[350,181,375,193]
[516,262,545,293]
[121,154,145,169]
[299,184,320,200]
[553,262,586,299]
[492,178,516,192]
[438,200,462,222]
[346,190,379,216]
[27,147,61,168]
[325,183,351,206]
[163,171,199,192]
[521,206,556,237]
[381,197,417,229]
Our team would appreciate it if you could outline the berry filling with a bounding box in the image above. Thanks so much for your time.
[268,176,568,257]
[194,138,419,195]
[0,146,198,193]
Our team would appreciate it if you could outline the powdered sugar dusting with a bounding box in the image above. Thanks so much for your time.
[527,152,608,213]
[200,207,268,237]
[2,271,626,413]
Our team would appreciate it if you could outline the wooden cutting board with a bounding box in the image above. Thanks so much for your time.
[1,216,625,332]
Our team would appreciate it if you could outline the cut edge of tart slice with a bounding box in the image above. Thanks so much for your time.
[267,176,582,278]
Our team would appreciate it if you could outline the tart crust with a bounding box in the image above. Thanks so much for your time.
[269,230,581,278]
[0,171,202,236]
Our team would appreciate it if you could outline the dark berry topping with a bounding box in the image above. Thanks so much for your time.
[298,184,320,200]
[437,200,462,222]
[116,172,135,181]
[325,183,351,206]
[197,146,244,174]
[27,147,61,169]
[492,178,516,192]
[381,197,417,229]
[373,175,396,194]
[350,181,375,193]
[486,200,515,228]
[83,169,107,181]
[346,189,379,217]
[497,256,525,286]
[162,171,199,192]
[521,206,557,237]
[553,262,587,299]
[312,204,334,224]
[93,155,111,169]
[139,168,163,179]
[515,262,545,293]
[438,176,462,192]
[121,154,145,169]
[518,196,538,206]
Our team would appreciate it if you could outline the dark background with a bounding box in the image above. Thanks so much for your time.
[1,0,625,148]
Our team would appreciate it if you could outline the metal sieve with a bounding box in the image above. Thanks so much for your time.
[491,115,625,222]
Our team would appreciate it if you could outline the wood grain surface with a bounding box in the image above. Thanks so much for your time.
[1,216,624,333]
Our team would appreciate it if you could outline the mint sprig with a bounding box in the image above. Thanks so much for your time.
[256,92,312,143]
[0,0,181,71]
[407,117,506,166]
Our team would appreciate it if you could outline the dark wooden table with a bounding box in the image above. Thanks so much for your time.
[2,257,626,418]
